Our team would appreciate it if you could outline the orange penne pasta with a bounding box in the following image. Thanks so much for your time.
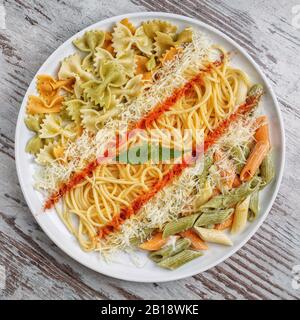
[215,213,234,230]
[180,230,208,250]
[240,141,270,181]
[139,232,167,251]
[255,116,270,145]
[232,175,241,188]
[212,187,221,197]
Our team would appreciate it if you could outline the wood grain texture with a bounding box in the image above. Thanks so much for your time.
[0,0,299,300]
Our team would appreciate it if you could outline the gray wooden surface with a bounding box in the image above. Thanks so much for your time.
[0,0,299,300]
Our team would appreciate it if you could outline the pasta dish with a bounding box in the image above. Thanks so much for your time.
[23,18,274,270]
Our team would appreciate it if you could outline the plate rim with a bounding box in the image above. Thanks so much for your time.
[14,11,286,283]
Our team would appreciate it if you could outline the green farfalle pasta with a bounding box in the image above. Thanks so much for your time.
[154,27,193,56]
[142,19,177,39]
[81,60,126,108]
[111,75,143,102]
[112,23,153,56]
[58,54,95,98]
[24,114,44,133]
[35,141,56,165]
[94,47,136,78]
[73,30,106,72]
[80,107,119,132]
[25,135,43,155]
[64,99,93,124]
[39,114,77,140]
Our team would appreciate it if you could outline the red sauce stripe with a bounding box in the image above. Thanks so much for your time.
[43,62,220,210]
[97,96,259,239]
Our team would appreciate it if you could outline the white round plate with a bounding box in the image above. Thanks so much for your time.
[15,12,285,282]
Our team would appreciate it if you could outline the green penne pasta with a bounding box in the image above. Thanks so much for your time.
[248,191,260,221]
[195,208,234,227]
[129,228,155,246]
[231,195,251,234]
[198,153,213,188]
[200,176,261,210]
[157,249,202,270]
[162,214,200,238]
[247,84,264,101]
[230,145,250,174]
[149,238,191,263]
[193,181,213,209]
[260,152,275,188]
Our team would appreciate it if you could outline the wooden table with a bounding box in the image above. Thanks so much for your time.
[0,0,299,300]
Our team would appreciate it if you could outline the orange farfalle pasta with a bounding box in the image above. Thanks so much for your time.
[139,232,167,251]
[135,55,152,80]
[27,95,64,114]
[160,46,182,65]
[240,116,270,181]
[120,18,136,34]
[180,230,208,250]
[103,32,115,55]
[37,75,74,104]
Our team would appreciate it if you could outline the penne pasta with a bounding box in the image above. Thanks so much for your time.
[195,208,234,227]
[200,176,261,210]
[157,249,202,270]
[162,214,200,238]
[194,227,233,246]
[248,191,259,221]
[254,116,270,146]
[193,181,213,209]
[240,141,269,181]
[260,152,275,187]
[215,213,234,230]
[139,232,168,251]
[180,230,208,250]
[149,238,191,263]
[231,195,251,234]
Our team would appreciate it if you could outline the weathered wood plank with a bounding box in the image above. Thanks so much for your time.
[0,0,299,300]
